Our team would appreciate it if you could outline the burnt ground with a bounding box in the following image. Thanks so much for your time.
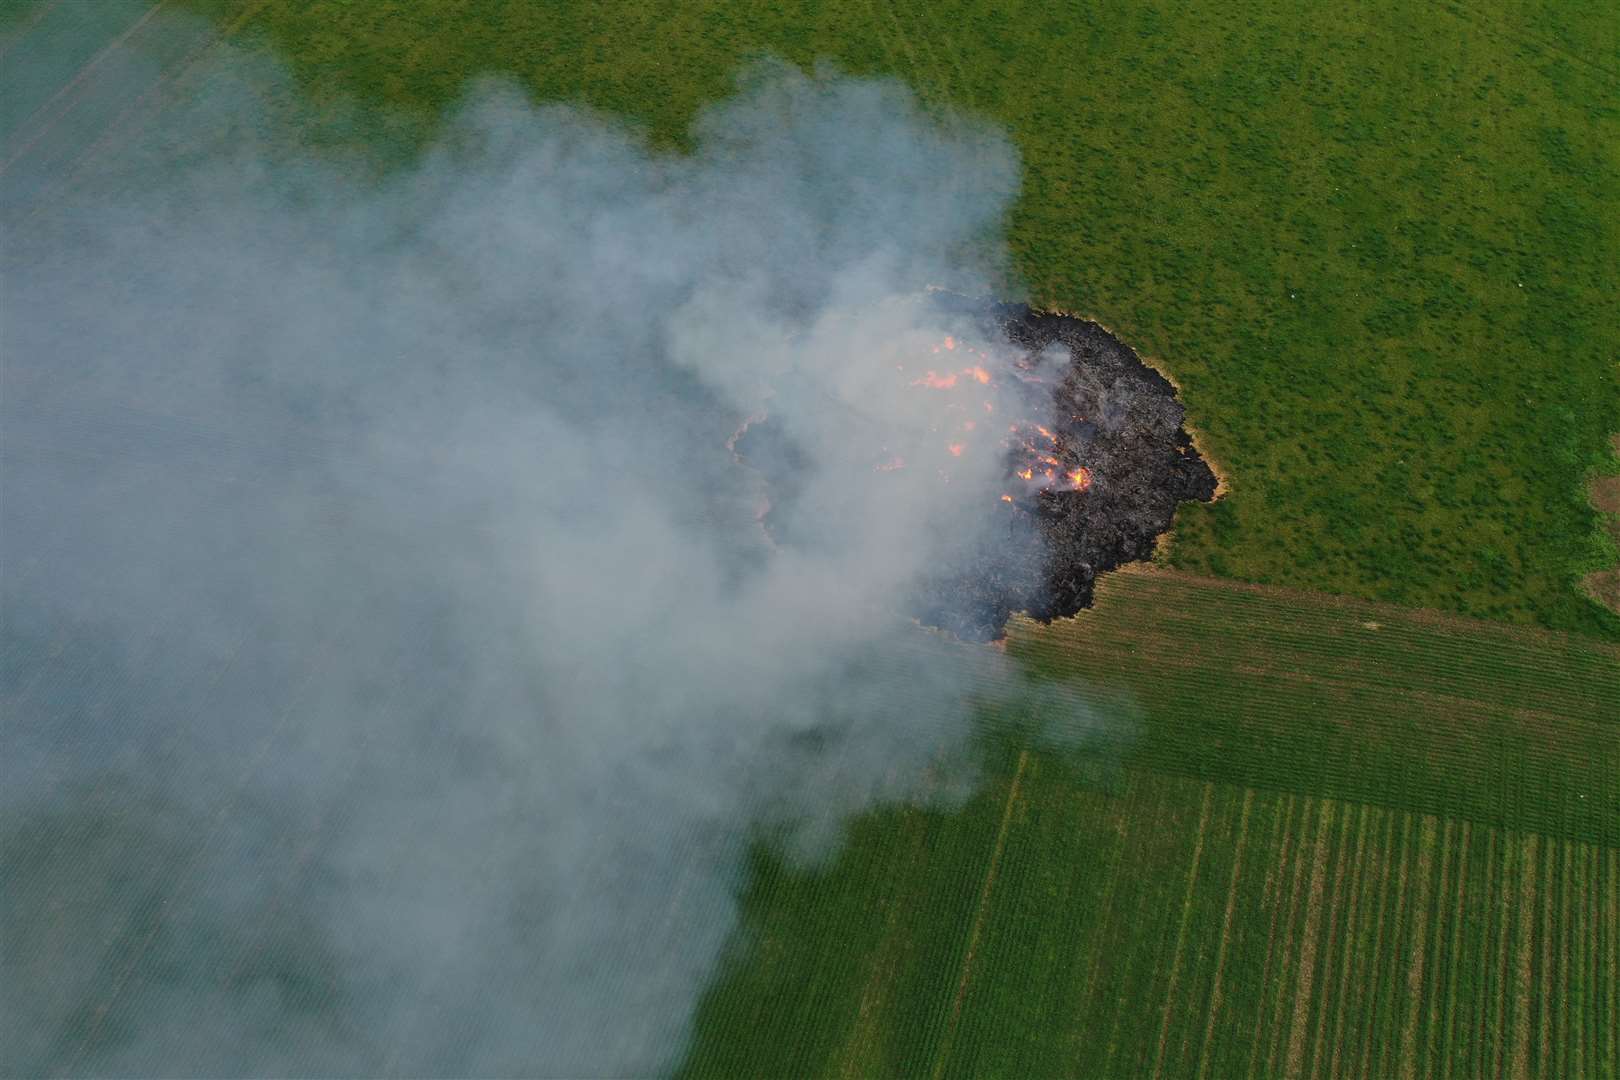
[741,296,1220,641]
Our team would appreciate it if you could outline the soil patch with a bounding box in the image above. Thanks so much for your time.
[1579,433,1620,615]
[1590,476,1620,516]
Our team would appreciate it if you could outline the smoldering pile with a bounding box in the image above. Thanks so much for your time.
[737,294,1219,642]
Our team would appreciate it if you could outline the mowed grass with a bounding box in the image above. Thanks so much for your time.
[682,571,1619,1078]
[4,0,1616,638]
[1017,570,1620,846]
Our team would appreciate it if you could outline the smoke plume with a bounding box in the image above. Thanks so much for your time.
[2,14,1113,1075]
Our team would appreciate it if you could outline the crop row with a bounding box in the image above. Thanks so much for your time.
[684,762,1619,1078]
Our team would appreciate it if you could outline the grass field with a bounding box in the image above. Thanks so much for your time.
[682,570,1619,1078]
[5,0,1615,639]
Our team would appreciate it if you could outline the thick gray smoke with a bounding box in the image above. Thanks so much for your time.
[2,18,1118,1076]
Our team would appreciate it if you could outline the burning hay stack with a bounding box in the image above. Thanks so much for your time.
[929,298,1218,639]
[737,294,1220,642]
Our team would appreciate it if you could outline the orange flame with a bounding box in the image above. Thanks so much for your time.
[896,337,1090,499]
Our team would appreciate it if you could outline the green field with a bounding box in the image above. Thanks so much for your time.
[5,0,1614,637]
[683,571,1619,1078]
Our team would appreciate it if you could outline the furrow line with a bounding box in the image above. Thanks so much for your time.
[1438,821,1471,1080]
[1509,833,1539,1080]
[1196,786,1256,1080]
[1398,815,1439,1080]
[1284,800,1338,1079]
[1150,780,1214,1080]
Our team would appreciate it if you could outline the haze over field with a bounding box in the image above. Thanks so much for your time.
[1,14,1124,1076]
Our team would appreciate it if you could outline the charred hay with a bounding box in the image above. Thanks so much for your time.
[744,297,1219,642]
[922,299,1217,640]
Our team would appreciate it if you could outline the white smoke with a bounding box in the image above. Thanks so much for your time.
[1,16,1117,1075]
